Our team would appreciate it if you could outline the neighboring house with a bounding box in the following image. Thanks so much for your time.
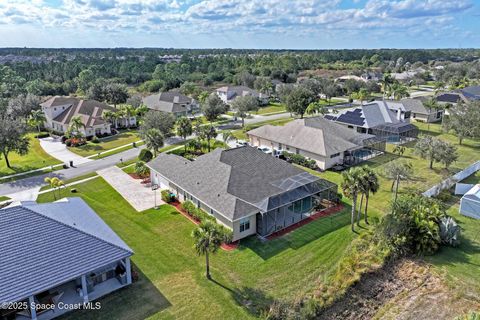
[460,184,480,219]
[0,198,133,320]
[216,85,268,105]
[335,75,365,83]
[147,146,338,240]
[142,91,199,118]
[458,85,480,101]
[324,101,418,143]
[247,117,384,170]
[40,96,136,137]
[385,98,443,123]
[361,72,383,82]
[435,92,466,106]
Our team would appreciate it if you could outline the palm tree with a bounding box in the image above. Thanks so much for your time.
[380,74,394,98]
[44,177,64,200]
[29,109,46,133]
[423,97,439,130]
[384,160,413,205]
[222,130,235,147]
[351,88,369,105]
[191,221,223,279]
[68,116,85,138]
[120,104,137,129]
[390,83,410,100]
[142,128,164,156]
[305,101,328,116]
[361,167,379,224]
[134,161,150,182]
[341,167,364,232]
[102,110,116,128]
[176,117,193,152]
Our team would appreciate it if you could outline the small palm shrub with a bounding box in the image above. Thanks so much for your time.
[161,190,175,203]
[439,216,461,247]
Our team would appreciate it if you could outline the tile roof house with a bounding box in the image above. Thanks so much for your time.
[142,91,199,118]
[247,117,384,170]
[40,96,136,137]
[215,85,268,105]
[147,147,337,240]
[0,198,133,320]
[385,98,443,123]
[324,101,418,144]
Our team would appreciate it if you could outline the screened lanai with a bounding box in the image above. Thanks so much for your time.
[256,178,338,237]
[372,123,418,144]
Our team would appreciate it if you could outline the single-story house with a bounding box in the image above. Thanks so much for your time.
[216,86,268,105]
[142,91,199,118]
[385,98,443,123]
[324,101,418,144]
[0,198,133,320]
[247,117,384,170]
[147,146,338,240]
[460,184,480,219]
[436,86,480,106]
[361,71,383,82]
[40,96,136,137]
[458,85,480,101]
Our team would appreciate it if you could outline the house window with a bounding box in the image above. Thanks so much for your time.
[295,148,300,154]
[239,217,250,232]
[413,113,416,118]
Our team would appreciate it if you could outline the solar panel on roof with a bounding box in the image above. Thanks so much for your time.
[336,109,365,126]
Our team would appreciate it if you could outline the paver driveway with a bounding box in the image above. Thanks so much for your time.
[97,166,163,211]
[39,137,92,166]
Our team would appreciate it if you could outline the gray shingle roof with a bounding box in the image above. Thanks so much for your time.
[385,98,430,115]
[0,200,132,303]
[41,96,115,127]
[247,117,371,157]
[147,147,324,220]
[142,91,194,114]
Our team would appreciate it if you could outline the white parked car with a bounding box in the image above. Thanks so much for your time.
[257,147,273,155]
[236,140,250,148]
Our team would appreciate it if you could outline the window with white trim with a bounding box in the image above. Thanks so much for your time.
[239,217,250,232]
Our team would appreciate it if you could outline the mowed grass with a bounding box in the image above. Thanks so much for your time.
[68,130,141,157]
[0,133,61,177]
[255,103,286,115]
[36,178,357,319]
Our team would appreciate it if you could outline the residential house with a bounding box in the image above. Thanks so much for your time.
[361,71,383,82]
[147,146,338,240]
[435,92,466,106]
[385,98,443,123]
[142,91,199,118]
[0,198,133,320]
[460,184,480,219]
[324,101,418,143]
[40,96,136,137]
[247,117,384,170]
[215,85,268,105]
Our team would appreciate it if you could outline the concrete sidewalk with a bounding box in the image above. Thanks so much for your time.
[97,166,163,212]
[40,137,92,165]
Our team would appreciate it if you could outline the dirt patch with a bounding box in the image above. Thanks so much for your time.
[318,259,480,320]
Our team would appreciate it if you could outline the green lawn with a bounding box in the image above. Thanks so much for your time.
[36,177,357,319]
[0,133,61,177]
[39,172,99,192]
[0,195,11,202]
[68,131,141,157]
[255,103,286,115]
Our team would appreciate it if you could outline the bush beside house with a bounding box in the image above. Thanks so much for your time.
[281,151,318,170]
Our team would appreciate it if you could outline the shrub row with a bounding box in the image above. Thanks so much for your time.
[181,200,233,243]
[161,190,175,203]
[281,151,318,170]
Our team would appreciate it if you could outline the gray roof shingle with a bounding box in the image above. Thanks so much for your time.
[0,200,132,303]
[147,147,325,220]
[142,91,194,114]
[247,117,372,157]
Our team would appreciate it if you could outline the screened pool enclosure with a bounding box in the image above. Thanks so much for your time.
[256,176,338,237]
[372,123,418,144]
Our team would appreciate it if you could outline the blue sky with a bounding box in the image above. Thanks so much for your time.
[0,0,479,48]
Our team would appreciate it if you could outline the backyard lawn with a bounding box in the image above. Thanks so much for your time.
[0,133,61,177]
[255,103,286,115]
[68,130,141,157]
[36,178,358,320]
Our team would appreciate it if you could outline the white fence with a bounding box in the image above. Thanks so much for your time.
[423,160,480,198]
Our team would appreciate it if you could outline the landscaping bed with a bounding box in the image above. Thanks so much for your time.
[68,130,141,157]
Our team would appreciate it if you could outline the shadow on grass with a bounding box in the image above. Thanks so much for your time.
[242,208,351,260]
[210,278,275,317]
[58,265,171,320]
[428,230,480,269]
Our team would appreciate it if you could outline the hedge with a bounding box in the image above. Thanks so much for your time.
[139,149,153,162]
[281,151,318,170]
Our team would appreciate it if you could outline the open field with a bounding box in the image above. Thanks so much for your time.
[68,131,141,157]
[0,133,61,177]
[37,177,358,319]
